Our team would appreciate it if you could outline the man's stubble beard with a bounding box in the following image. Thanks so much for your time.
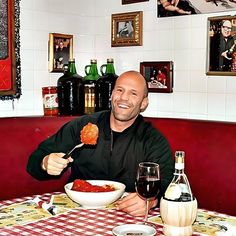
[111,104,140,123]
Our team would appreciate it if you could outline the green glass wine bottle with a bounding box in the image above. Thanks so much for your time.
[57,59,84,115]
[95,58,118,111]
[83,59,100,114]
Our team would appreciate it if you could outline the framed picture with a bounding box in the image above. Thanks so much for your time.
[0,0,21,101]
[111,11,143,47]
[48,33,73,73]
[206,16,236,76]
[157,0,236,18]
[122,0,149,4]
[140,61,173,93]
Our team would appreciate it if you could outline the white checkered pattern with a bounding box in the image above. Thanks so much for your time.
[0,192,201,236]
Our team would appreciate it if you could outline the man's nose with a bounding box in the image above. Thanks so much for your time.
[120,91,129,100]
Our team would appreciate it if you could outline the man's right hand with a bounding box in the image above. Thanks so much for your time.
[41,153,73,175]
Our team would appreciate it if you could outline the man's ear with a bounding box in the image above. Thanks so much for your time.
[140,97,149,112]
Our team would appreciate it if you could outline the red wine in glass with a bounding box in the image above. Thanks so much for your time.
[136,162,160,224]
[136,177,160,199]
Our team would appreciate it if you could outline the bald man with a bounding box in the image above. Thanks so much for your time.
[210,20,235,71]
[27,71,174,216]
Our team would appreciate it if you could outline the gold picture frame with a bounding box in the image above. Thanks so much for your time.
[111,11,143,47]
[48,33,73,73]
[206,16,236,76]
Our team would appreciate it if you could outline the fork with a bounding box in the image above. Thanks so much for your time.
[62,143,84,159]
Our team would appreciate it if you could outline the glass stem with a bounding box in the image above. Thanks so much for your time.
[144,199,149,224]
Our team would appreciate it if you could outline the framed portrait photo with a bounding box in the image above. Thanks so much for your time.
[140,61,173,93]
[122,0,149,4]
[111,11,143,47]
[206,15,236,76]
[48,33,73,73]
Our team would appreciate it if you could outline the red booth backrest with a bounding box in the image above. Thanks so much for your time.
[0,116,235,216]
[0,116,74,200]
[145,117,236,216]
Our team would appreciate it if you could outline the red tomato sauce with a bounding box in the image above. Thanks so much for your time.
[71,179,115,192]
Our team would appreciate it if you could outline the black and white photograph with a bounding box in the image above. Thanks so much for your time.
[117,21,134,38]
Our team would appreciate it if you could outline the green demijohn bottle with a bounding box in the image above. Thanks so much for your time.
[83,59,100,114]
[57,59,84,115]
[95,58,118,111]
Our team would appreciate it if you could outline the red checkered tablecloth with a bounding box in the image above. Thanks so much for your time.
[0,192,204,236]
[0,192,164,236]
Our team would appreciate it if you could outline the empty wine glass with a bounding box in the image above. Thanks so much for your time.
[136,162,160,224]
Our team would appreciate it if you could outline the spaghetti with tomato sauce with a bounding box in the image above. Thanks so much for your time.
[71,179,116,192]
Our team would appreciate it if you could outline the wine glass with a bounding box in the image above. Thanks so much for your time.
[135,162,160,224]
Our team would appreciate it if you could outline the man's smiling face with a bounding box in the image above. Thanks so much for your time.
[221,20,232,38]
[111,71,148,123]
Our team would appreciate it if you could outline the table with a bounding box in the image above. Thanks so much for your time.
[0,192,233,236]
[0,192,161,236]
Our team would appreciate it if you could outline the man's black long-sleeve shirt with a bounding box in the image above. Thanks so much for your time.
[27,111,174,197]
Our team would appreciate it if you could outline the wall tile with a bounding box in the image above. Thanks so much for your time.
[174,29,191,49]
[21,70,34,90]
[207,93,226,116]
[173,92,190,113]
[190,92,207,114]
[190,70,207,93]
[33,11,49,31]
[174,70,190,92]
[189,49,206,70]
[226,76,236,94]
[0,0,235,122]
[20,10,34,30]
[226,94,236,117]
[191,27,206,49]
[155,93,173,112]
[20,30,34,50]
[173,50,191,71]
[20,50,35,71]
[207,76,226,94]
[156,30,174,50]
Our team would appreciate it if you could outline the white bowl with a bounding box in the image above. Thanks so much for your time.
[64,180,126,209]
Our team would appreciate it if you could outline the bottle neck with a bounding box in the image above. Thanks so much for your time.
[90,64,99,75]
[105,63,116,74]
[175,160,184,171]
[68,62,77,75]
[85,63,99,80]
[174,168,185,175]
[174,151,185,174]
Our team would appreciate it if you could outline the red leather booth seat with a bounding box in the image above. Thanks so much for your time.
[0,116,235,216]
[0,116,74,201]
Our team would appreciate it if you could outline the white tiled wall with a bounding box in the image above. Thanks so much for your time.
[0,0,236,122]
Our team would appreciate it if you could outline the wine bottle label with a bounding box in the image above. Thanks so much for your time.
[175,162,184,170]
[84,84,95,109]
[43,94,58,109]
